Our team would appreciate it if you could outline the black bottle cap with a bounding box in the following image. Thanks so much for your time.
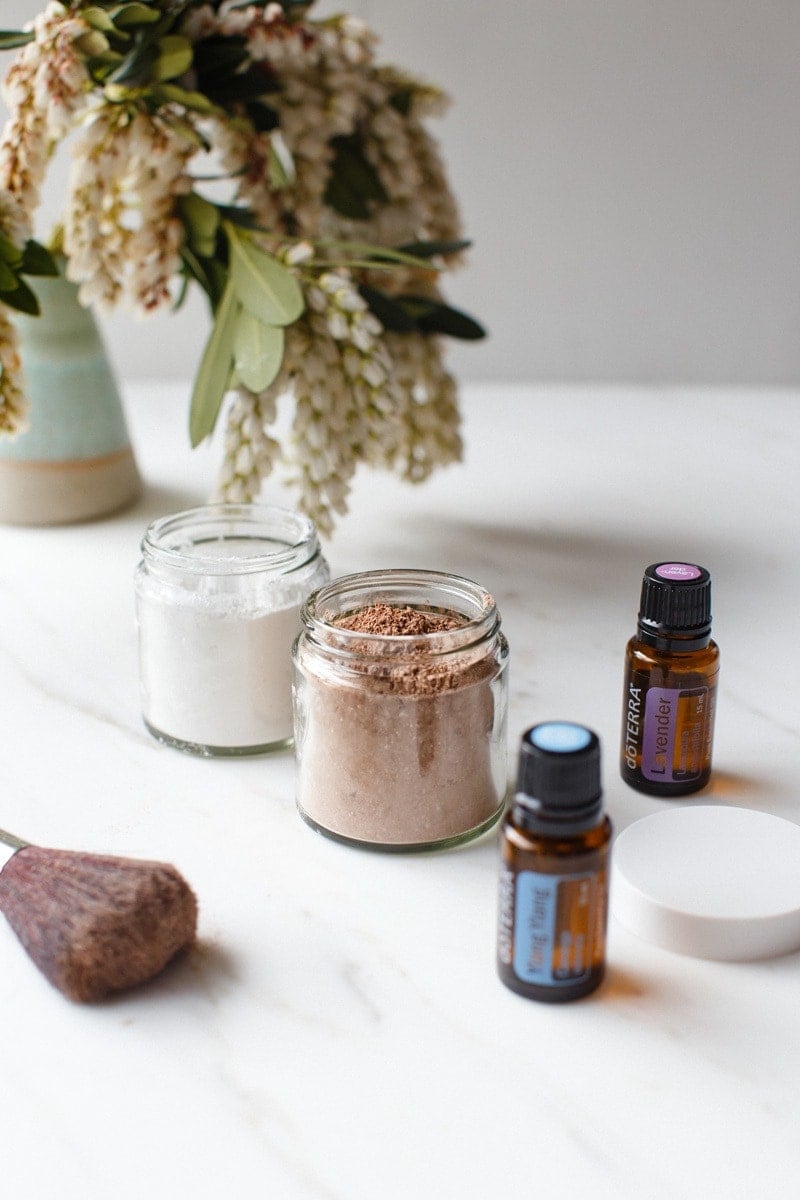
[637,562,712,645]
[514,722,602,834]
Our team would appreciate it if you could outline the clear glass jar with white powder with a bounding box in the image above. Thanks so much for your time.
[135,504,328,756]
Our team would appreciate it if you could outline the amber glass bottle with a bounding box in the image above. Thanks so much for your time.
[620,562,719,796]
[497,723,612,1003]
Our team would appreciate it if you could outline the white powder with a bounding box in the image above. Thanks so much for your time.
[135,507,328,754]
[138,594,302,750]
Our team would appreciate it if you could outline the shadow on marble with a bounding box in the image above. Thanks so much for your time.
[701,770,766,801]
[599,966,655,1003]
[174,938,239,1002]
[393,512,759,580]
[701,775,800,830]
[102,937,239,1009]
[377,515,733,597]
[125,481,206,526]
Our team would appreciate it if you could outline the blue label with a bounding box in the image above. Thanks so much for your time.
[513,870,595,986]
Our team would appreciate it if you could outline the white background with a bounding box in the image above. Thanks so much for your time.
[2,0,799,384]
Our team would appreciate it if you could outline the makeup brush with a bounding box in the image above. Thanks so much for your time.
[0,828,198,1002]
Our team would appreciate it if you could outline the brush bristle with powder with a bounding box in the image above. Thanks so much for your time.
[0,846,198,1002]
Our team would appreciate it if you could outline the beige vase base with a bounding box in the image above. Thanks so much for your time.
[0,447,142,525]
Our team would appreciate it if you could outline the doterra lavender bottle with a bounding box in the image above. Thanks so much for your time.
[620,562,719,796]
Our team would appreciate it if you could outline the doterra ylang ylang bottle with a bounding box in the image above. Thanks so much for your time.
[620,562,719,796]
[497,723,611,1003]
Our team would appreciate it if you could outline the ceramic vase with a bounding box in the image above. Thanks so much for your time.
[0,273,141,525]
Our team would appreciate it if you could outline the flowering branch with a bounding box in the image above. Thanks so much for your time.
[0,0,485,530]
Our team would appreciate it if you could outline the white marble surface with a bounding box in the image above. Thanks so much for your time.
[1,383,799,1199]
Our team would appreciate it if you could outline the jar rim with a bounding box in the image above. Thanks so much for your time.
[142,503,319,576]
[301,568,500,655]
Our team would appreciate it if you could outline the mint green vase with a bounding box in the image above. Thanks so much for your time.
[0,273,141,524]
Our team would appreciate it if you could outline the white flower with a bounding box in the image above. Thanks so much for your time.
[382,330,462,482]
[226,11,376,237]
[207,118,284,232]
[216,271,406,532]
[323,68,463,289]
[214,387,281,504]
[0,2,91,227]
[0,190,31,250]
[181,6,218,42]
[283,240,314,266]
[64,109,193,313]
[0,306,28,439]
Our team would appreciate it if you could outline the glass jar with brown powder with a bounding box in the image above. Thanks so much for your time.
[292,569,510,850]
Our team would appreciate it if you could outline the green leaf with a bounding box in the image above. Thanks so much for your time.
[0,278,40,316]
[193,32,279,105]
[397,239,472,259]
[0,261,18,291]
[88,51,126,81]
[395,296,437,321]
[267,139,294,189]
[179,246,217,302]
[206,64,280,104]
[189,281,238,447]
[0,31,35,51]
[20,240,58,277]
[234,313,284,393]
[323,177,367,221]
[314,239,432,270]
[75,30,112,58]
[359,287,486,340]
[151,82,220,115]
[81,7,117,35]
[179,247,225,307]
[216,205,260,231]
[109,37,158,85]
[228,232,304,327]
[359,286,417,333]
[165,117,207,151]
[205,259,228,309]
[180,193,220,259]
[192,35,248,80]
[83,7,120,35]
[411,297,486,340]
[0,234,22,267]
[110,3,162,30]
[172,272,189,312]
[324,134,388,220]
[180,246,210,289]
[154,35,193,83]
[188,235,218,266]
[247,100,280,134]
[388,88,413,117]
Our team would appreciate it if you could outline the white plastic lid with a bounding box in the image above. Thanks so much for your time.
[611,806,800,961]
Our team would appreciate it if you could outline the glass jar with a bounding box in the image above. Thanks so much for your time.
[135,504,329,756]
[292,569,510,850]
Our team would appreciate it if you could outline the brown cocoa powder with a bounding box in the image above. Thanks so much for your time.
[295,603,505,846]
[335,603,463,636]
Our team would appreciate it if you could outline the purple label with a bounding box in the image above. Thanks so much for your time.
[642,685,709,781]
[642,687,680,780]
[655,563,701,581]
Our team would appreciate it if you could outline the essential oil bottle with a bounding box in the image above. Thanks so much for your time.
[497,723,612,1003]
[620,562,719,796]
